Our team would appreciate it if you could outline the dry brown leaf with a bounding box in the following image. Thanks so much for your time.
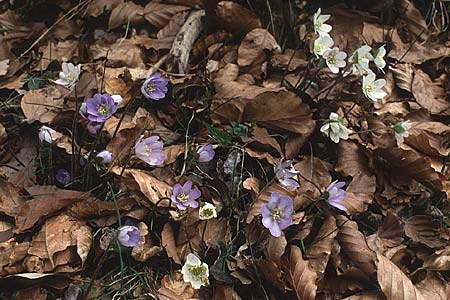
[340,174,376,214]
[104,77,131,106]
[157,11,190,39]
[367,213,404,256]
[157,271,199,300]
[242,91,315,136]
[131,222,161,261]
[143,2,191,29]
[14,190,90,233]
[336,215,377,277]
[242,177,260,193]
[16,286,48,300]
[342,291,387,300]
[422,247,450,271]
[241,126,282,156]
[212,284,242,300]
[215,1,261,34]
[108,2,144,29]
[283,245,317,300]
[411,69,450,116]
[415,272,450,300]
[161,223,181,264]
[85,0,122,18]
[66,197,134,219]
[0,179,23,217]
[237,28,280,67]
[163,145,185,166]
[335,140,371,177]
[264,234,287,263]
[27,214,91,268]
[88,40,145,68]
[406,121,450,158]
[0,59,8,76]
[404,215,445,248]
[305,215,337,279]
[20,88,64,123]
[376,253,425,300]
[128,169,173,206]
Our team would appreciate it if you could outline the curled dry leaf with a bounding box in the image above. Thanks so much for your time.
[157,271,199,300]
[340,173,376,215]
[376,253,425,300]
[411,69,450,116]
[264,234,287,263]
[367,213,404,256]
[335,140,371,178]
[336,215,377,277]
[422,247,450,271]
[215,1,261,34]
[0,179,23,217]
[108,2,144,30]
[128,169,173,207]
[14,190,90,233]
[161,223,181,264]
[415,272,450,300]
[282,245,317,300]
[144,2,191,29]
[342,291,387,300]
[237,28,280,67]
[131,222,161,261]
[404,215,445,248]
[305,215,337,280]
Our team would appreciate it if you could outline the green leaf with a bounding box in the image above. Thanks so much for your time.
[206,124,232,146]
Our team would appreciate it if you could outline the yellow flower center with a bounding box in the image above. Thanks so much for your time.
[66,74,76,82]
[201,208,214,217]
[189,265,206,276]
[365,84,374,94]
[144,145,152,156]
[327,54,336,64]
[271,208,283,221]
[145,82,156,93]
[177,192,189,203]
[97,104,109,116]
[315,45,323,54]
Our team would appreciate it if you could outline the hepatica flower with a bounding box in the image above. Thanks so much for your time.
[55,169,71,185]
[199,202,217,220]
[197,144,215,162]
[325,180,347,212]
[275,159,299,190]
[39,126,56,143]
[117,225,140,247]
[261,192,293,237]
[141,73,169,100]
[362,70,387,102]
[314,34,334,57]
[54,62,81,89]
[135,135,165,166]
[84,93,117,123]
[391,120,411,145]
[323,47,347,74]
[171,181,201,210]
[181,253,209,289]
[313,8,332,35]
[320,112,349,143]
[374,45,386,71]
[349,45,373,75]
[96,150,113,164]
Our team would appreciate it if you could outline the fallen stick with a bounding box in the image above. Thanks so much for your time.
[168,9,205,74]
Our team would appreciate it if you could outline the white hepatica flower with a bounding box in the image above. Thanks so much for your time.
[391,120,411,145]
[362,69,387,102]
[199,203,217,220]
[349,45,373,75]
[314,34,334,57]
[323,47,347,73]
[54,62,81,88]
[313,8,332,35]
[320,112,349,143]
[181,253,209,289]
[374,45,386,71]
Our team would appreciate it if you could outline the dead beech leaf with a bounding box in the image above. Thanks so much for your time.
[305,215,337,279]
[411,69,450,116]
[404,215,445,248]
[143,2,191,29]
[366,213,404,256]
[14,190,90,233]
[283,245,317,300]
[0,59,9,76]
[0,179,23,217]
[163,145,185,166]
[264,234,287,263]
[242,91,315,136]
[415,272,450,300]
[342,291,387,300]
[157,271,199,300]
[131,222,161,261]
[376,253,425,300]
[128,169,173,206]
[237,28,280,67]
[422,247,450,271]
[108,2,144,29]
[27,214,91,268]
[20,88,64,123]
[37,40,79,71]
[340,174,376,214]
[16,286,48,300]
[242,177,260,193]
[246,183,296,224]
[104,77,131,106]
[215,1,261,34]
[336,215,377,277]
[213,284,242,300]
[335,140,371,177]
[161,223,181,264]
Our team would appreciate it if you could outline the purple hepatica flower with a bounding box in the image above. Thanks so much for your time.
[197,144,215,162]
[39,126,55,144]
[325,180,347,212]
[85,93,117,123]
[96,150,113,164]
[171,181,201,210]
[275,159,299,190]
[135,135,165,166]
[261,192,293,237]
[141,73,169,100]
[117,225,140,247]
[55,169,71,185]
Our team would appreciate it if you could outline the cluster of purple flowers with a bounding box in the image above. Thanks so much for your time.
[79,93,121,135]
[141,73,169,101]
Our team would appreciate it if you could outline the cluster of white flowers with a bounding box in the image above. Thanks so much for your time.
[320,112,349,143]
[313,9,387,102]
